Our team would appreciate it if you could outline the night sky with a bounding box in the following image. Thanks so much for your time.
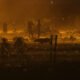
[0,0,80,29]
[52,0,80,15]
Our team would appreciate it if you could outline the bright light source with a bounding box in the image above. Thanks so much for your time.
[0,31,3,34]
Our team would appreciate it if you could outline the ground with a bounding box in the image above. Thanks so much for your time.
[0,43,80,79]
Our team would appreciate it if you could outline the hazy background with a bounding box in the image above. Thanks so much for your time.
[0,0,80,30]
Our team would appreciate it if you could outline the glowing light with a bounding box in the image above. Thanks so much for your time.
[59,31,66,34]
[0,31,3,34]
[16,30,24,34]
[7,31,13,34]
[50,0,54,4]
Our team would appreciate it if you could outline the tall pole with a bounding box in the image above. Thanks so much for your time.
[3,23,8,34]
[50,35,58,65]
[13,23,16,33]
[50,35,53,65]
[54,35,58,65]
[27,21,33,38]
[37,19,41,39]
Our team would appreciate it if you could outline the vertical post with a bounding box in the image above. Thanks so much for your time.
[13,24,16,33]
[37,20,41,39]
[50,35,53,65]
[54,35,58,65]
[27,21,33,38]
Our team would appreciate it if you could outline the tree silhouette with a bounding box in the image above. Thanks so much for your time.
[13,37,27,55]
[13,37,30,66]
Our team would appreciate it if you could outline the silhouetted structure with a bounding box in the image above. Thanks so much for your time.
[54,35,58,65]
[37,20,41,38]
[27,21,34,38]
[0,38,11,57]
[50,35,53,64]
[13,37,27,55]
[34,38,50,44]
[70,35,76,41]
[13,37,30,66]
[13,23,17,33]
[3,23,8,33]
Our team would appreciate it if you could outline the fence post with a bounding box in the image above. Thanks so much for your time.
[50,35,53,65]
[54,35,58,65]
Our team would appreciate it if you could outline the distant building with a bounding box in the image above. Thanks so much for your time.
[3,23,8,33]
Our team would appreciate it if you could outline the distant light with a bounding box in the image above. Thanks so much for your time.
[16,30,23,33]
[62,17,65,21]
[59,31,66,34]
[7,31,13,34]
[50,0,54,4]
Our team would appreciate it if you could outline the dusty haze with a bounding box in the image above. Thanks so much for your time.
[0,0,80,30]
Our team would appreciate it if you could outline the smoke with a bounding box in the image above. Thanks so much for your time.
[0,0,51,24]
[0,0,80,30]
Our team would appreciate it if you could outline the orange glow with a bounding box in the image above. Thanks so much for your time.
[7,31,13,34]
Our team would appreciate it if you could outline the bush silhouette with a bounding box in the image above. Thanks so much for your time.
[13,37,27,55]
[0,38,11,57]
